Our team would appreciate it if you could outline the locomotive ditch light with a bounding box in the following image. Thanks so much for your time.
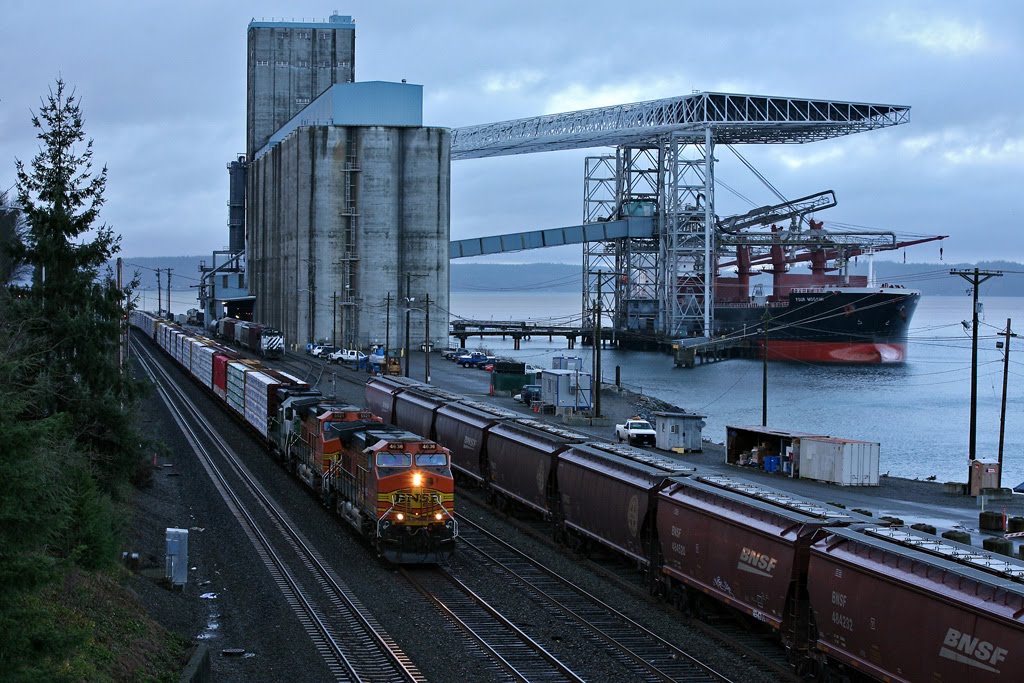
[413,472,423,486]
[396,513,405,521]
[434,512,443,521]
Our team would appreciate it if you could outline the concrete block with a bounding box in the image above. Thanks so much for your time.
[982,536,1013,557]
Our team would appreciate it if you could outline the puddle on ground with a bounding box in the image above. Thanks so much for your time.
[196,613,221,640]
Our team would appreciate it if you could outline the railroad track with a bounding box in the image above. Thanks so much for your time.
[580,555,797,680]
[457,489,797,682]
[402,566,585,683]
[132,336,424,683]
[454,514,734,683]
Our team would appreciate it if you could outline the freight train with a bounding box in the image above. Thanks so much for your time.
[215,318,285,359]
[368,375,1024,682]
[130,310,456,563]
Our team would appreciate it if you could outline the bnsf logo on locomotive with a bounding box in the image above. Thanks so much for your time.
[736,547,778,577]
[391,492,442,504]
[940,627,1008,673]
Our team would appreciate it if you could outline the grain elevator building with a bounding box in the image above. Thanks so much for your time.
[244,16,450,352]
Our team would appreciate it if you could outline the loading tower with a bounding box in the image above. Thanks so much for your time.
[450,91,910,341]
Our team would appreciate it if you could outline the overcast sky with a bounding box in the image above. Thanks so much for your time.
[1,1,1020,266]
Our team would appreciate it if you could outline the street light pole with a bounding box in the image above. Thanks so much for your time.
[997,318,1015,488]
[424,293,431,384]
[762,308,770,427]
[404,303,411,378]
[385,292,391,356]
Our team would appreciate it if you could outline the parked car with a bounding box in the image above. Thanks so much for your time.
[513,384,542,404]
[312,345,338,359]
[443,348,468,361]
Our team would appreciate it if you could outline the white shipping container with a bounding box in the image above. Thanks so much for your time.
[193,345,217,388]
[244,372,277,436]
[226,362,249,414]
[799,437,880,486]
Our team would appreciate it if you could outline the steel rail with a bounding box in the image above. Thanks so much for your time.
[455,514,733,683]
[400,567,585,683]
[132,336,424,683]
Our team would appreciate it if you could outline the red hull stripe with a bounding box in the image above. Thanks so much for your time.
[766,341,907,363]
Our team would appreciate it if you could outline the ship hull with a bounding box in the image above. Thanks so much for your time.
[714,288,919,364]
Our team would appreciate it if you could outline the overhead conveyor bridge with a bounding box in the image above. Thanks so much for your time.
[449,217,655,259]
[450,91,912,343]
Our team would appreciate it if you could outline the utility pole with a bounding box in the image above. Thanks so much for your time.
[424,293,431,384]
[385,292,391,356]
[156,268,162,316]
[997,318,1015,488]
[762,308,770,427]
[593,271,602,417]
[332,291,338,348]
[166,268,173,319]
[117,255,123,368]
[951,268,1002,469]
[404,273,412,378]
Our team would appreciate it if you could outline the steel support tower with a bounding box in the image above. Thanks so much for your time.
[453,91,910,342]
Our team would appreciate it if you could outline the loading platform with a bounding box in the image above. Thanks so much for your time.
[451,320,588,349]
[672,336,748,368]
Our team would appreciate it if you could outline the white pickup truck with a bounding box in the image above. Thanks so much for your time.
[615,417,657,446]
[328,348,367,365]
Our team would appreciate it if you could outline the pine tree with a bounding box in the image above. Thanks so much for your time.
[0,191,24,284]
[13,79,140,491]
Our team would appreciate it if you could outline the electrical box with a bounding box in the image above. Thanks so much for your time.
[165,528,189,588]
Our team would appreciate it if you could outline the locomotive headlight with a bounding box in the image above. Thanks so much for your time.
[434,512,443,521]
[396,512,405,521]
[412,472,423,487]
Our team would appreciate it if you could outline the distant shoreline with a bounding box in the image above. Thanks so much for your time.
[117,257,1024,298]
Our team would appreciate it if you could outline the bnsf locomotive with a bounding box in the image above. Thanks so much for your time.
[130,310,456,563]
[368,375,1024,682]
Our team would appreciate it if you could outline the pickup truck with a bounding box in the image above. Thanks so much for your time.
[456,352,495,368]
[615,417,657,446]
[328,348,367,365]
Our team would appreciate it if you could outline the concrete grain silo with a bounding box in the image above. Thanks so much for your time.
[247,82,450,353]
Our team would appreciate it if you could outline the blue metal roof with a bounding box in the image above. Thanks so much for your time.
[248,14,355,30]
[254,81,425,160]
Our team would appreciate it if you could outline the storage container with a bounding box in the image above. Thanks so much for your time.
[653,411,706,452]
[799,436,880,486]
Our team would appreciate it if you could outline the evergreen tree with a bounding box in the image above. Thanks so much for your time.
[0,191,24,284]
[13,79,140,491]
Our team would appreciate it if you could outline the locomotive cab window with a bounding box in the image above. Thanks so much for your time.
[376,452,412,468]
[415,452,448,467]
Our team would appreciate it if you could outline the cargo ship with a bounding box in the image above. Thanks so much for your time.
[709,212,941,364]
[714,284,919,363]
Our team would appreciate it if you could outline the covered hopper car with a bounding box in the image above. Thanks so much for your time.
[369,375,1024,681]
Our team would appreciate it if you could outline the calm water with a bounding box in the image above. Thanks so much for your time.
[449,292,1024,487]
